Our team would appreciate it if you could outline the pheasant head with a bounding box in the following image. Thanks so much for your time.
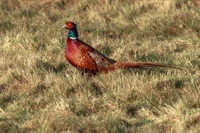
[62,22,78,39]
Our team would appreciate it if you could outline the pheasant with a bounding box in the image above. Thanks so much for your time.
[62,21,181,75]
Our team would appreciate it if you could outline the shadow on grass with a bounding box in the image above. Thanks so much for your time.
[0,20,15,33]
[106,118,132,133]
[89,82,104,97]
[150,78,187,105]
[191,60,200,69]
[0,118,21,133]
[126,78,187,116]
[36,60,67,73]
[0,92,18,110]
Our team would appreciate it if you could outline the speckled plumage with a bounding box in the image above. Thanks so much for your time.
[65,37,116,74]
[62,22,181,75]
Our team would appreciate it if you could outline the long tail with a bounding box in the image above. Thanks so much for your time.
[98,61,182,73]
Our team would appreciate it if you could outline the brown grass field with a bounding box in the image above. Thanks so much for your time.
[0,0,200,132]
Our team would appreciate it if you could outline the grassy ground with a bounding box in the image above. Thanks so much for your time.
[0,0,200,132]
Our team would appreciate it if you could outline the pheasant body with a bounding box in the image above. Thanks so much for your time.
[65,37,116,74]
[63,22,180,75]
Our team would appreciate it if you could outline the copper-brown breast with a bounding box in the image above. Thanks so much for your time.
[66,38,98,71]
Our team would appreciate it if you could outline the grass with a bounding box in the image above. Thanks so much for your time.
[0,0,200,132]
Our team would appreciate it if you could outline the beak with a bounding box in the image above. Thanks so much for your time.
[62,25,67,29]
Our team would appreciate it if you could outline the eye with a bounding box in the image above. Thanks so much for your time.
[66,22,73,29]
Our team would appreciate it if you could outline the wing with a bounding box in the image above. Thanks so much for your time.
[88,51,115,67]
[78,39,116,65]
[72,45,116,72]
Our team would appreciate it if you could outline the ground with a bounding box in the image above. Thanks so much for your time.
[0,0,200,132]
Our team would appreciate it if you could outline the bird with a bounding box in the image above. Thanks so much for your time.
[62,21,181,75]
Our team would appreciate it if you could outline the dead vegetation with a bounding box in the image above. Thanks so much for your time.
[0,0,200,132]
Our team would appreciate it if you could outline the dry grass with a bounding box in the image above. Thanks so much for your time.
[0,0,200,132]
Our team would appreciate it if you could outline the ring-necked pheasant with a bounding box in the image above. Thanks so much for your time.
[62,21,181,75]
